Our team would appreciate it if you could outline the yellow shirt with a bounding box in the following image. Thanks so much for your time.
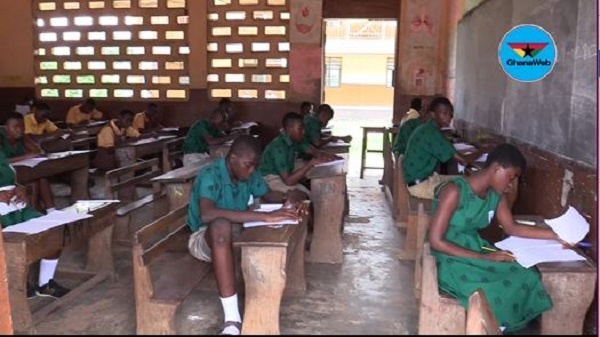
[132,112,149,131]
[66,104,103,125]
[400,108,420,126]
[97,120,141,148]
[24,114,59,135]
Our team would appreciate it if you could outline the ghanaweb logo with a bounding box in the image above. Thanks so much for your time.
[498,24,557,82]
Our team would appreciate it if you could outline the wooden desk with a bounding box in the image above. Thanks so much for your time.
[305,159,347,264]
[233,216,307,334]
[151,159,213,211]
[511,215,597,335]
[3,202,118,333]
[322,141,350,155]
[14,151,91,202]
[359,126,387,179]
[69,121,108,138]
[115,136,176,168]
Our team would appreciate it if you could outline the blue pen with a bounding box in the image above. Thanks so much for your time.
[577,242,592,248]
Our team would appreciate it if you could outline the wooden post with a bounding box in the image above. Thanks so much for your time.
[414,204,431,299]
[394,156,409,229]
[0,228,14,334]
[359,127,368,179]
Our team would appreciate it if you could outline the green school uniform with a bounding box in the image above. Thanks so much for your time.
[186,158,268,232]
[402,120,456,184]
[259,133,306,177]
[182,120,224,155]
[303,115,322,145]
[392,118,421,157]
[0,152,42,228]
[0,129,26,158]
[430,177,552,332]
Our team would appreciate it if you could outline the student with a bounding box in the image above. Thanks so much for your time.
[182,108,236,167]
[299,101,314,117]
[93,109,140,171]
[133,103,164,133]
[0,113,55,212]
[65,98,104,127]
[399,97,422,126]
[24,102,66,142]
[303,104,352,149]
[258,112,335,196]
[187,135,305,335]
[401,96,481,199]
[427,144,570,332]
[392,108,431,157]
[0,151,70,299]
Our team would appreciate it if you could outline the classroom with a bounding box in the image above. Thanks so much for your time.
[0,0,597,335]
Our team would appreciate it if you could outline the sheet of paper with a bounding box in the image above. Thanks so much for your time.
[2,210,93,234]
[157,135,177,140]
[231,122,258,130]
[314,158,346,167]
[457,164,466,174]
[325,141,350,147]
[0,185,27,216]
[544,206,590,244]
[161,127,179,132]
[453,143,476,152]
[63,200,120,213]
[11,157,49,168]
[46,150,92,159]
[129,138,160,146]
[494,236,586,268]
[475,153,488,162]
[243,204,299,228]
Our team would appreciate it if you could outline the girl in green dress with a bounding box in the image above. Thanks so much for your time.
[428,144,567,332]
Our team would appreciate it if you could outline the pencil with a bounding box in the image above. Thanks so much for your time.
[481,246,515,258]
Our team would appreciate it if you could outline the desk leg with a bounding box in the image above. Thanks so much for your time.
[86,215,115,279]
[115,148,136,201]
[4,242,35,334]
[307,176,345,264]
[241,246,286,335]
[70,166,90,202]
[540,272,596,334]
[284,220,307,297]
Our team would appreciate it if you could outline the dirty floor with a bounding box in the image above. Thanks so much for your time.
[26,176,417,335]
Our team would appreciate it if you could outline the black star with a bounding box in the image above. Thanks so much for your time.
[522,44,534,58]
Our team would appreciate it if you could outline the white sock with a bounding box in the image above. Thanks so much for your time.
[39,259,59,287]
[46,207,56,213]
[220,294,241,323]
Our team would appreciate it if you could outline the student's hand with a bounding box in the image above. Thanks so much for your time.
[13,186,27,204]
[309,157,325,167]
[341,135,352,143]
[315,151,337,162]
[263,209,299,222]
[0,191,12,204]
[483,251,514,262]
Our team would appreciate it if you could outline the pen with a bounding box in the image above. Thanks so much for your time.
[481,246,515,258]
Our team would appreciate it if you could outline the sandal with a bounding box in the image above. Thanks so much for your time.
[221,321,242,335]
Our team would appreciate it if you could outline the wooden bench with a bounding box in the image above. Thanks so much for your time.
[133,204,212,334]
[105,158,169,244]
[393,155,409,228]
[466,289,501,335]
[161,136,185,172]
[233,201,309,334]
[414,202,432,300]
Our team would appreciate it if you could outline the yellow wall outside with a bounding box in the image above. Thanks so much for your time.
[324,54,394,107]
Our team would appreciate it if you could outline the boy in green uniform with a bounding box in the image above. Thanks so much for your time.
[0,150,70,299]
[392,107,431,157]
[187,135,304,335]
[299,101,314,117]
[258,112,335,197]
[428,144,573,332]
[1,112,56,212]
[401,97,481,199]
[183,108,236,167]
[302,104,352,149]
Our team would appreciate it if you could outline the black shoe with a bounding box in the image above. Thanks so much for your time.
[36,279,70,299]
[27,283,37,299]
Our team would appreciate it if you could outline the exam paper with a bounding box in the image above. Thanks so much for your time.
[2,210,93,234]
[243,204,299,228]
[494,236,586,268]
[0,185,27,215]
[161,127,179,132]
[231,122,258,130]
[325,141,350,147]
[314,159,346,167]
[475,153,488,162]
[453,143,476,152]
[544,206,590,244]
[11,157,49,168]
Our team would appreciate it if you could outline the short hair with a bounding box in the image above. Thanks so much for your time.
[316,104,334,118]
[5,112,24,124]
[119,109,135,118]
[34,102,51,112]
[485,143,526,172]
[300,101,313,110]
[410,98,423,110]
[428,96,453,113]
[229,135,262,158]
[219,98,232,107]
[84,98,96,107]
[282,112,303,129]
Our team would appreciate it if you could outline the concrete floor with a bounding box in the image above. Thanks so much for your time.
[28,176,418,335]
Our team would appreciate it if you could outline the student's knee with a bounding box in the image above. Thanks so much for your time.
[210,218,233,246]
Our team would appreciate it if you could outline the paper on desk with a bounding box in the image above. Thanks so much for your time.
[325,141,350,147]
[231,122,258,130]
[129,138,160,145]
[2,210,93,234]
[453,143,476,152]
[457,164,466,174]
[475,153,488,162]
[61,133,71,140]
[11,157,49,168]
[0,185,27,215]
[46,150,92,159]
[161,127,179,132]
[494,236,586,268]
[65,200,120,213]
[243,203,299,228]
[314,158,346,167]
[157,135,177,140]
[544,206,590,244]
